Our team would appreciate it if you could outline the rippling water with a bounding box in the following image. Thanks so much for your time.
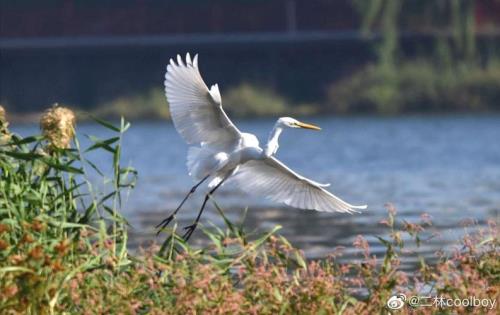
[13,115,500,264]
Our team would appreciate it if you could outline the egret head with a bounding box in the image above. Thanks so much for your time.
[277,117,321,130]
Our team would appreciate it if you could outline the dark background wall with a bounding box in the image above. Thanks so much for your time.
[0,0,359,37]
[1,37,374,111]
[1,0,499,112]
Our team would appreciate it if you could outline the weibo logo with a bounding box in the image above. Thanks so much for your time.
[387,294,406,310]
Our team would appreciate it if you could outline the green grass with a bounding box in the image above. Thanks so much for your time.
[0,111,498,314]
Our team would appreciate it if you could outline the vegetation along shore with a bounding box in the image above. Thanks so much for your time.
[0,105,498,314]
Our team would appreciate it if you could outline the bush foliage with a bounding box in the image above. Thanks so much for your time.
[327,60,500,114]
[90,83,317,121]
[89,60,500,119]
[0,107,498,314]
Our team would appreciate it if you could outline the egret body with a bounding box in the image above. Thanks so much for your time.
[157,53,366,240]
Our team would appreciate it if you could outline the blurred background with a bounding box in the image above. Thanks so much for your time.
[1,0,499,263]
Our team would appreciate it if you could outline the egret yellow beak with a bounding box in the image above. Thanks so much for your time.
[296,121,321,131]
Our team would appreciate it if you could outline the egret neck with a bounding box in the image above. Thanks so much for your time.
[264,122,283,157]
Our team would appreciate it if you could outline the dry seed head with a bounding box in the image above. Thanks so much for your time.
[40,104,76,149]
[0,105,6,124]
[0,105,11,144]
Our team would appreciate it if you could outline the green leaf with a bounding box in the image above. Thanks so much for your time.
[42,158,84,174]
[119,167,137,175]
[91,116,121,132]
[98,191,116,205]
[120,117,131,133]
[212,199,236,235]
[0,266,35,274]
[4,151,44,161]
[251,225,282,250]
[54,221,96,230]
[375,235,391,247]
[85,137,120,153]
[11,135,44,145]
[294,251,307,270]
[85,158,105,177]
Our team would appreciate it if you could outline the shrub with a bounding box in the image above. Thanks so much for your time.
[221,83,289,117]
[93,88,170,120]
[0,108,136,314]
[327,60,500,114]
[92,83,318,120]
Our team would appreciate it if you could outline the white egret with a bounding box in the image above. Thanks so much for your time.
[157,53,366,240]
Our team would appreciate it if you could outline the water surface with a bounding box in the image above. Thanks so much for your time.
[13,115,500,264]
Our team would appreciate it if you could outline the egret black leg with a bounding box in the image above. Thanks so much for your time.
[183,178,226,241]
[156,175,209,235]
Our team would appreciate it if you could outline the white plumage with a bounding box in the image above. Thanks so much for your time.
[165,53,240,150]
[160,53,366,239]
[229,157,361,214]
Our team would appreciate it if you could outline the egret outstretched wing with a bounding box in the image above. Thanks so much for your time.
[229,157,367,213]
[164,53,241,148]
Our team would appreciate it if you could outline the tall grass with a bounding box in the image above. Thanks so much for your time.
[0,106,498,314]
[0,105,137,314]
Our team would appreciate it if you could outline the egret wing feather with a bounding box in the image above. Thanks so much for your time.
[229,157,367,214]
[165,53,241,148]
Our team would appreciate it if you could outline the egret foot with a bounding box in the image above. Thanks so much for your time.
[155,175,210,236]
[155,214,176,236]
[182,223,198,241]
